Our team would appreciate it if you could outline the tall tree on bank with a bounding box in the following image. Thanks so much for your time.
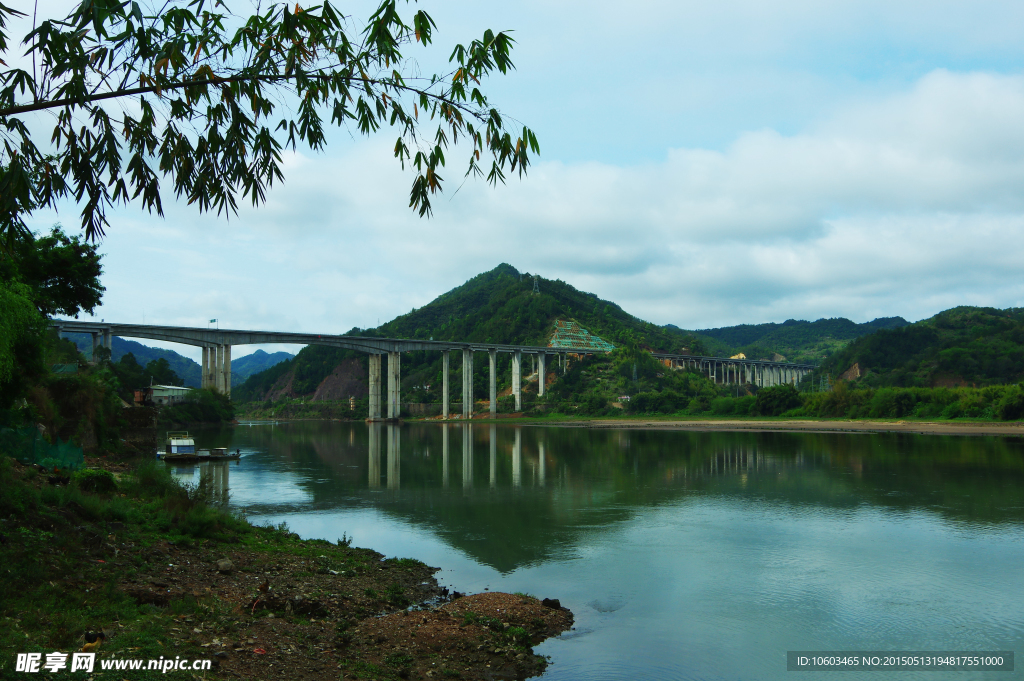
[0,0,539,244]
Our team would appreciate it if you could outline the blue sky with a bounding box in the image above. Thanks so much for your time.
[20,0,1024,359]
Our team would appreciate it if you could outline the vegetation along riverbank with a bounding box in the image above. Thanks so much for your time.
[0,453,573,680]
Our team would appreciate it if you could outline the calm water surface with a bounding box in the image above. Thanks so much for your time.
[174,423,1024,680]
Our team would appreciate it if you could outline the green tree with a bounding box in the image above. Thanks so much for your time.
[145,357,183,387]
[0,226,104,317]
[109,352,147,392]
[0,0,538,243]
[0,282,44,390]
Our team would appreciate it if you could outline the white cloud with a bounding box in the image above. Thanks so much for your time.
[30,68,1024,351]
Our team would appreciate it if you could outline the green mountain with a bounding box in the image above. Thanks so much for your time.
[685,316,909,364]
[820,306,1024,387]
[234,264,701,403]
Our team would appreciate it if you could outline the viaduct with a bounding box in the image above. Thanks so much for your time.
[51,321,816,420]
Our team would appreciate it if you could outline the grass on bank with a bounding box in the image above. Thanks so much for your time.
[0,455,398,679]
[0,457,246,674]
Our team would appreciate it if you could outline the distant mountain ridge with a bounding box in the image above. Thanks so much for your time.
[820,306,1024,387]
[232,350,295,383]
[63,334,292,387]
[681,316,909,364]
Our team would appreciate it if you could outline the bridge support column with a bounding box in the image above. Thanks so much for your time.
[201,347,209,388]
[368,354,381,420]
[103,329,113,352]
[512,351,522,412]
[214,345,224,392]
[537,354,546,397]
[206,346,216,389]
[223,345,231,397]
[442,350,450,419]
[462,349,474,419]
[488,349,497,416]
[90,332,99,360]
[387,351,400,420]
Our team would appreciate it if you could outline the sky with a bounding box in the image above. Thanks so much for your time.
[18,0,1024,360]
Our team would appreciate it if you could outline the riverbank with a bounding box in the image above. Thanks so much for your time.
[0,454,572,680]
[578,417,1024,436]
[399,414,1024,436]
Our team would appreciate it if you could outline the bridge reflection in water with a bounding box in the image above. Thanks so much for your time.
[167,459,232,504]
[367,423,553,492]
[364,423,809,493]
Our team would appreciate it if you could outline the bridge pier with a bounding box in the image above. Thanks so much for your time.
[442,350,450,419]
[368,354,382,420]
[222,345,231,396]
[90,331,112,361]
[489,349,497,416]
[537,353,546,397]
[387,351,401,419]
[462,349,474,419]
[512,351,522,411]
[215,345,224,392]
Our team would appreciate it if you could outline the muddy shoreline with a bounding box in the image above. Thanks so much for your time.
[560,418,1024,436]
[237,414,1024,437]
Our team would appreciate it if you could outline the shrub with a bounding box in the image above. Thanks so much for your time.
[73,468,117,494]
[995,386,1024,421]
[685,396,709,414]
[710,397,734,415]
[868,389,916,418]
[733,395,756,415]
[752,384,802,417]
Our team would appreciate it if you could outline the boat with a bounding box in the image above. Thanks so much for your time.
[158,432,241,462]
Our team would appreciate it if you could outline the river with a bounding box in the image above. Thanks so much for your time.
[173,422,1024,680]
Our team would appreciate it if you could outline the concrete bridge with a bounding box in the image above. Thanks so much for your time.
[51,321,816,419]
[652,353,816,390]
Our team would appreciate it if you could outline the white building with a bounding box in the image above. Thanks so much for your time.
[151,385,191,405]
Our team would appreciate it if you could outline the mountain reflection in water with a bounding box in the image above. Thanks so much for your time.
[186,423,1024,574]
[179,423,1024,680]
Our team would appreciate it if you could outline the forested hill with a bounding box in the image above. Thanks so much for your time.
[372,264,686,350]
[682,316,909,364]
[821,306,1024,387]
[234,264,701,402]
